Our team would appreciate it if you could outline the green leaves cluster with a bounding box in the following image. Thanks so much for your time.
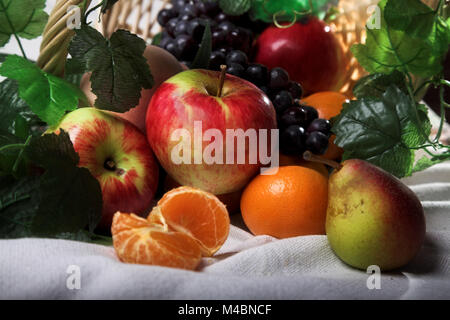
[0,0,149,243]
[333,83,431,177]
[352,0,449,78]
[333,0,450,178]
[0,0,48,49]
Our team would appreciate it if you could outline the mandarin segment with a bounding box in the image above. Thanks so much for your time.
[111,212,202,270]
[148,186,230,257]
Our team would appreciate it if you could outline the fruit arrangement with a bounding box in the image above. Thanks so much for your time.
[0,0,449,274]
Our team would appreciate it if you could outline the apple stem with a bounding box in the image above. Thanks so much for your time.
[217,65,227,98]
[303,151,343,171]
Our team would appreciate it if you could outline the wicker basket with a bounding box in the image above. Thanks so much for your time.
[37,0,440,96]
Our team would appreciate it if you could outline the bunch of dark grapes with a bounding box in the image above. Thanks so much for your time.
[223,56,330,156]
[156,0,266,69]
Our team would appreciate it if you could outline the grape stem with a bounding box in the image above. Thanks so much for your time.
[217,65,227,98]
[303,151,343,171]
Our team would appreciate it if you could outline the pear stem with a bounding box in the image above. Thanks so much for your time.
[217,65,227,97]
[303,151,343,170]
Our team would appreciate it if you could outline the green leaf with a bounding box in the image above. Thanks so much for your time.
[0,175,40,238]
[351,0,446,78]
[0,55,88,126]
[0,132,103,240]
[0,79,42,136]
[384,0,450,56]
[25,130,79,168]
[68,25,154,113]
[353,71,408,99]
[0,0,48,47]
[25,132,103,235]
[191,22,212,69]
[332,86,430,178]
[31,163,103,235]
[219,0,251,16]
[14,115,30,140]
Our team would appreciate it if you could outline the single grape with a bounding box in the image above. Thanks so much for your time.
[218,21,235,33]
[171,0,187,13]
[198,0,220,16]
[287,81,303,99]
[280,106,308,128]
[175,35,197,60]
[215,12,228,23]
[179,3,199,17]
[209,50,226,71]
[218,47,229,55]
[269,67,290,89]
[298,104,319,124]
[245,63,268,86]
[226,50,248,67]
[174,20,190,36]
[272,90,293,114]
[157,8,178,27]
[166,18,179,37]
[179,13,195,21]
[159,35,172,48]
[165,40,181,59]
[227,28,249,51]
[305,131,329,155]
[226,63,245,78]
[307,119,331,136]
[280,125,306,155]
[211,29,227,49]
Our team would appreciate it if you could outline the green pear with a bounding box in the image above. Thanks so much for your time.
[326,159,426,271]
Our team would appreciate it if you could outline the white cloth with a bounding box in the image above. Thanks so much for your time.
[0,162,449,300]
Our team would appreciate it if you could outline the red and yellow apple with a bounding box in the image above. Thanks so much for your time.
[254,18,347,95]
[48,107,159,230]
[81,45,184,133]
[146,69,277,195]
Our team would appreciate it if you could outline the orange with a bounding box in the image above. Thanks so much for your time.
[241,166,328,239]
[111,186,230,269]
[302,91,349,160]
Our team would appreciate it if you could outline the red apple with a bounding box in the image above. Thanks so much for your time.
[146,69,277,195]
[81,45,184,133]
[48,107,159,230]
[254,17,346,95]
